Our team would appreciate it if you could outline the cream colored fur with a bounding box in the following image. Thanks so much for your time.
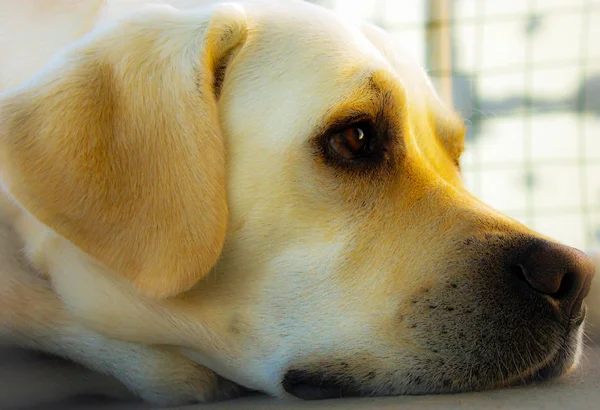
[0,0,597,407]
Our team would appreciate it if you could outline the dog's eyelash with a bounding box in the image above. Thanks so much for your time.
[324,115,373,135]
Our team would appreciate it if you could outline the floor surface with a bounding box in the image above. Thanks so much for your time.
[1,343,599,410]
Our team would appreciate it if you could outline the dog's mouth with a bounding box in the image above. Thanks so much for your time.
[504,305,586,388]
[281,310,587,401]
[282,369,363,400]
[281,345,577,401]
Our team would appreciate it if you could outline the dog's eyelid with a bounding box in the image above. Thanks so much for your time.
[323,113,374,136]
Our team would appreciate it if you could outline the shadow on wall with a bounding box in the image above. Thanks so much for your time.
[448,10,599,142]
[450,71,600,249]
[452,74,600,142]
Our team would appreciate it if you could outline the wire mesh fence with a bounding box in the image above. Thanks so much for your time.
[311,0,600,250]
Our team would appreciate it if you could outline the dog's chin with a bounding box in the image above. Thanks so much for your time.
[451,313,586,393]
[280,318,586,401]
[505,317,585,389]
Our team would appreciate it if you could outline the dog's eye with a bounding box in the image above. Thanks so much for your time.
[329,126,370,160]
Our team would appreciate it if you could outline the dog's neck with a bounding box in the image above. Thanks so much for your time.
[0,185,232,355]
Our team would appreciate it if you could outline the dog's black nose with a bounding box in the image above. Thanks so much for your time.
[511,241,595,320]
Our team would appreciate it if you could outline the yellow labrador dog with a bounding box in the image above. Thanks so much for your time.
[0,0,596,406]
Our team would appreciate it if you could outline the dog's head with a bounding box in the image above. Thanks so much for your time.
[0,0,595,400]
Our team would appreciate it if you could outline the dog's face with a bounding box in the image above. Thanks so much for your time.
[0,0,595,401]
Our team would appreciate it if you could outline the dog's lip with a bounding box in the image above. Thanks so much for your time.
[281,370,362,400]
[282,313,587,400]
[283,382,347,400]
[504,311,585,389]
[569,303,587,327]
[506,344,567,387]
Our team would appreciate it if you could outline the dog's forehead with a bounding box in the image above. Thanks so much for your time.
[242,1,438,114]
[222,0,455,167]
[224,2,412,140]
[248,3,389,72]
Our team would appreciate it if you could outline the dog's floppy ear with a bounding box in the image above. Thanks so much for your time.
[0,4,247,298]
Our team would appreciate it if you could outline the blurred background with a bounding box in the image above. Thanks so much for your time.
[310,0,600,252]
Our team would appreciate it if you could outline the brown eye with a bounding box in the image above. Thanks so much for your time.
[329,126,369,160]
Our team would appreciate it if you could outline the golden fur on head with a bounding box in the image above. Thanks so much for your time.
[0,0,596,407]
[0,4,247,299]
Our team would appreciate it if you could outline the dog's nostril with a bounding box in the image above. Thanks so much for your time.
[511,240,595,319]
[510,260,564,296]
[510,263,528,286]
[553,271,578,300]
